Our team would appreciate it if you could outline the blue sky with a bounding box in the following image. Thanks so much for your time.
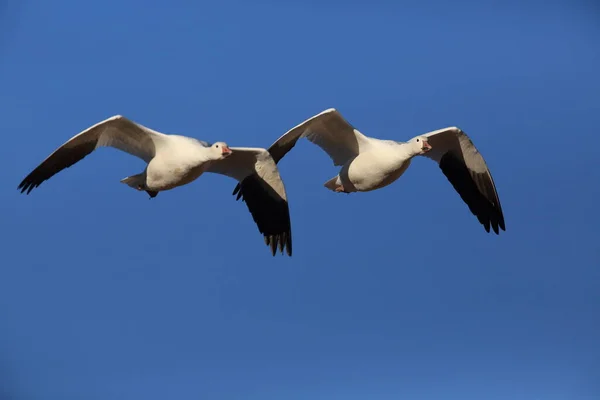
[1,0,599,399]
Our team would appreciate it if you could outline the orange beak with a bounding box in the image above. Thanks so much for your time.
[221,146,232,156]
[422,141,432,151]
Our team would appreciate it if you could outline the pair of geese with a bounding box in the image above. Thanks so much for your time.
[18,108,506,256]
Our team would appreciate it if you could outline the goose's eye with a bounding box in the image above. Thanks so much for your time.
[416,139,420,142]
[216,145,219,148]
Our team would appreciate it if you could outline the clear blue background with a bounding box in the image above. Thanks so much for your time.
[1,1,598,399]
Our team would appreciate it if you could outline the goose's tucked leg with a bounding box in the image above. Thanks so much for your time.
[121,173,158,198]
[324,175,351,194]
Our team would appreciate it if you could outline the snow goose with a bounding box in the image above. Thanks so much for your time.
[264,108,505,234]
[17,115,293,255]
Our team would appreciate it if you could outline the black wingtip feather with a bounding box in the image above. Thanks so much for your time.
[17,140,98,195]
[439,153,505,235]
[232,175,292,257]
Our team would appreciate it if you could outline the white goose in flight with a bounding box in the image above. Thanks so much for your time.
[267,108,506,234]
[17,115,293,256]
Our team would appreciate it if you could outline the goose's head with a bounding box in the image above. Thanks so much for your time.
[210,142,233,159]
[408,136,432,155]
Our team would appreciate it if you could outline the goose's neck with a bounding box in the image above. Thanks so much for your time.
[390,141,418,160]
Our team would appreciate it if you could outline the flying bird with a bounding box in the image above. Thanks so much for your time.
[17,115,293,256]
[259,108,505,234]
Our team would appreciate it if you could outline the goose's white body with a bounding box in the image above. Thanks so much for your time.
[268,108,506,234]
[18,115,294,256]
[323,139,414,193]
[120,134,220,193]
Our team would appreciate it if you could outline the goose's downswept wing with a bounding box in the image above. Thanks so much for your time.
[422,127,505,234]
[206,147,293,256]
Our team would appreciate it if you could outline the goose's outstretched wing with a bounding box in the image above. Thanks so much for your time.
[264,108,373,166]
[18,115,166,194]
